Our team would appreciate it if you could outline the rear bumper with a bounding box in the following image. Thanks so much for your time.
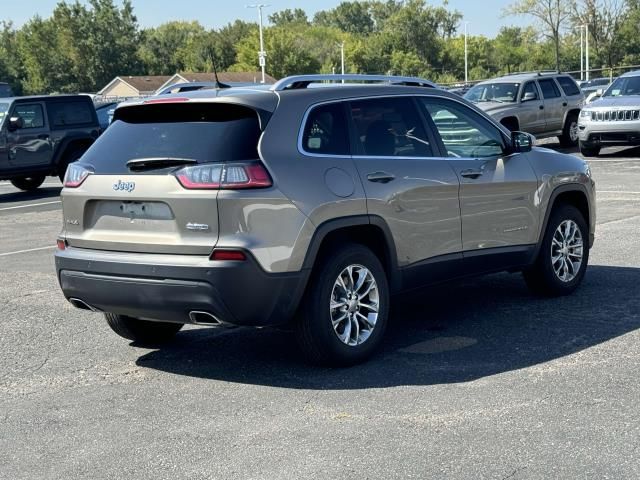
[55,247,308,326]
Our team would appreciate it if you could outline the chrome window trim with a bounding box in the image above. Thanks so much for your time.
[297,92,511,160]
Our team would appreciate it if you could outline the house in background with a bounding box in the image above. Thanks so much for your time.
[97,75,172,97]
[98,71,276,98]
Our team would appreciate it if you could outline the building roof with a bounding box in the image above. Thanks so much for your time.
[177,72,276,84]
[98,75,172,95]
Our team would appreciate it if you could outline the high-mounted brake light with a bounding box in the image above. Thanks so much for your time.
[143,97,190,104]
[64,164,91,188]
[174,162,272,190]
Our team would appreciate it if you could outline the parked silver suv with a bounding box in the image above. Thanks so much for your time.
[465,72,584,146]
[55,74,596,366]
[578,70,640,157]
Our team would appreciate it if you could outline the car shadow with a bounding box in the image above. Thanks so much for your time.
[0,186,61,203]
[136,265,640,389]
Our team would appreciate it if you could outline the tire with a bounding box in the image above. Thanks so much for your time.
[58,148,86,182]
[579,142,600,157]
[558,113,579,147]
[10,175,46,191]
[295,243,390,366]
[523,204,589,296]
[104,313,183,345]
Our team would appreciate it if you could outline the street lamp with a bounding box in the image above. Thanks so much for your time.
[577,25,584,81]
[337,42,345,82]
[247,4,270,84]
[585,23,590,81]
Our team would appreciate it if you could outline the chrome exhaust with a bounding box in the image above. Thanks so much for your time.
[188,311,222,325]
[69,298,101,312]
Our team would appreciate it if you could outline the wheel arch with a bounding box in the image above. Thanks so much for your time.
[52,136,95,170]
[563,108,581,126]
[500,116,520,131]
[536,184,592,257]
[301,215,401,293]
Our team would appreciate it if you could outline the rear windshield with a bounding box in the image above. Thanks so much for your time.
[80,103,261,174]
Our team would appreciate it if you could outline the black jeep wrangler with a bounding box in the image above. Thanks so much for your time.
[0,95,100,191]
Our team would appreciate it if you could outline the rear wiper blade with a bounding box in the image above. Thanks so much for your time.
[126,157,198,171]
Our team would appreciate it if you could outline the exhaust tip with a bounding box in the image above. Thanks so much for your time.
[188,311,221,325]
[69,298,100,312]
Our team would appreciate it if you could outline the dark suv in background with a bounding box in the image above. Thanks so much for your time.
[0,83,13,98]
[0,95,100,191]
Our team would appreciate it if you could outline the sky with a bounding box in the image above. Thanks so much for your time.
[2,0,531,38]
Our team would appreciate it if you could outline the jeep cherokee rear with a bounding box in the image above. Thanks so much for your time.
[55,75,596,366]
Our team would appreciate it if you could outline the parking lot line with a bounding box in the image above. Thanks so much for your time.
[0,200,62,211]
[0,246,56,257]
[598,190,640,194]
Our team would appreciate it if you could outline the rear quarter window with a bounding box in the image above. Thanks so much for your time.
[556,76,581,96]
[47,100,95,128]
[301,102,349,155]
[81,103,261,174]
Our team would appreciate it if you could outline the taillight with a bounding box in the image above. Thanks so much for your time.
[64,164,91,188]
[56,239,67,250]
[174,162,272,190]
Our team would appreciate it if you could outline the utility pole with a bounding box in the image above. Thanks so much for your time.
[247,4,269,84]
[464,22,469,85]
[585,23,590,81]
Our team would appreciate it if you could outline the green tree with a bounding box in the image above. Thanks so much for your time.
[314,1,376,35]
[494,27,527,73]
[269,9,309,26]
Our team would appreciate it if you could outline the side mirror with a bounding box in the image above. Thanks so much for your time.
[522,92,537,102]
[511,131,534,153]
[595,88,604,96]
[7,116,24,132]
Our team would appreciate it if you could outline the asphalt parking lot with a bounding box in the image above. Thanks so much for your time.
[1,143,639,479]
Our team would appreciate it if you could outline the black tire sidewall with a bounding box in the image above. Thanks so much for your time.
[10,176,46,191]
[560,114,579,147]
[301,244,390,366]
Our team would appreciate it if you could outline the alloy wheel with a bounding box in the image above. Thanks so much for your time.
[551,219,584,282]
[330,264,380,346]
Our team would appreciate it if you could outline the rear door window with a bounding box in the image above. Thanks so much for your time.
[556,76,581,96]
[538,79,562,99]
[81,103,261,174]
[348,97,433,157]
[301,102,349,155]
[47,100,94,128]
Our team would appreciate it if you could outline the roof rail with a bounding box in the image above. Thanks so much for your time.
[271,74,437,91]
[503,70,561,77]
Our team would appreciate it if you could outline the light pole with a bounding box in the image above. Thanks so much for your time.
[585,23,590,81]
[464,21,470,84]
[579,25,584,81]
[247,4,269,84]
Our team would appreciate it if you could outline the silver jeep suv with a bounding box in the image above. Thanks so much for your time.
[55,74,596,366]
[465,72,584,146]
[577,70,640,157]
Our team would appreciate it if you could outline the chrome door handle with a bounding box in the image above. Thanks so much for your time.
[367,171,395,183]
[460,169,484,179]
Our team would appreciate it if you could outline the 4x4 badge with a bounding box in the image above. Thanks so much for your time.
[113,180,136,192]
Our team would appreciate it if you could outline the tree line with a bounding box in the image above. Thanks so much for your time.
[2,0,640,95]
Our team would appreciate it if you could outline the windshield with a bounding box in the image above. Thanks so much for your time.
[603,76,640,97]
[0,103,9,127]
[464,83,520,103]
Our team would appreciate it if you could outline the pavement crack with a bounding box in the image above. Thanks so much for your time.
[501,466,527,480]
